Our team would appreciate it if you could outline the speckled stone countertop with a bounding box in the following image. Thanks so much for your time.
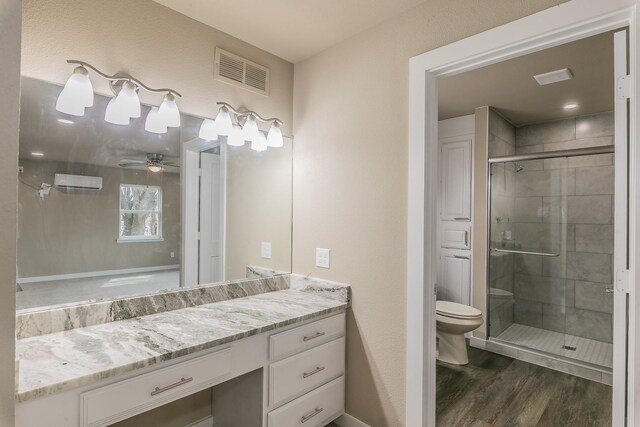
[16,283,350,403]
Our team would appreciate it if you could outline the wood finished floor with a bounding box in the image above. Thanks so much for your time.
[437,347,612,426]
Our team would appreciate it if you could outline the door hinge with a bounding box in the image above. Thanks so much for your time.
[196,232,201,240]
[198,168,203,177]
[615,269,630,293]
[617,75,631,99]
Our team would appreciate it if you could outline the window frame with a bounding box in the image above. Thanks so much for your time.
[117,183,164,243]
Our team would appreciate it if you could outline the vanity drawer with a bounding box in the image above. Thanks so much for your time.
[268,376,344,427]
[81,348,231,427]
[270,313,345,361]
[269,337,345,408]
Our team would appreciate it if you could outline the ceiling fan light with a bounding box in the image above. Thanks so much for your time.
[227,124,244,147]
[104,97,130,125]
[199,119,219,140]
[145,107,168,134]
[158,93,181,127]
[266,122,283,147]
[242,115,260,142]
[213,107,233,135]
[147,164,163,173]
[55,66,94,116]
[251,131,268,152]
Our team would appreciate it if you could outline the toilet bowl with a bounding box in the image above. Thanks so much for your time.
[436,301,483,365]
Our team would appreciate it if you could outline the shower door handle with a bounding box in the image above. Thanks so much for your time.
[491,248,559,257]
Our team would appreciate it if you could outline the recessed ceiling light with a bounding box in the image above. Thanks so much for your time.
[57,118,74,125]
[31,152,44,157]
[563,103,578,110]
[533,68,574,85]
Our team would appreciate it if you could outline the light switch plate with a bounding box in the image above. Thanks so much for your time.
[316,248,330,268]
[261,242,272,259]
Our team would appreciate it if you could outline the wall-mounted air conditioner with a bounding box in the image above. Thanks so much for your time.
[54,174,103,190]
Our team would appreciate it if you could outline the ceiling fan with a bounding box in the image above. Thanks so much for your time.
[118,153,179,173]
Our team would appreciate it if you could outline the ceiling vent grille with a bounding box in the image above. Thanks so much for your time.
[215,48,270,96]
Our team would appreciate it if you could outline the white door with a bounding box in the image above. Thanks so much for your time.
[198,152,222,284]
[612,29,631,426]
[439,137,472,221]
[437,250,471,305]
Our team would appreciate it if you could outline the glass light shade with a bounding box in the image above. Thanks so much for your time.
[55,67,94,116]
[118,83,141,118]
[147,164,163,173]
[242,116,260,142]
[158,95,181,127]
[266,122,284,147]
[199,119,218,140]
[145,107,168,134]
[104,97,130,125]
[251,131,268,152]
[213,108,233,135]
[227,125,244,147]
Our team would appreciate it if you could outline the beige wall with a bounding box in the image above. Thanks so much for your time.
[18,160,181,278]
[0,0,20,424]
[21,0,294,135]
[292,1,567,425]
[472,107,490,340]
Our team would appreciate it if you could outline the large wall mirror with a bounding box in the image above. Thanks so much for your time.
[17,77,293,311]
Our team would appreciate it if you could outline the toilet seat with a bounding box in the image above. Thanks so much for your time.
[436,300,482,320]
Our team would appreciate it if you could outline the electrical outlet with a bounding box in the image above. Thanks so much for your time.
[261,242,272,259]
[170,251,175,258]
[316,248,330,269]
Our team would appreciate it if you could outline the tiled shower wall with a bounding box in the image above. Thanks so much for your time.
[511,111,614,343]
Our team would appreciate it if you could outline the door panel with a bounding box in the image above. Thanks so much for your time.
[440,138,472,221]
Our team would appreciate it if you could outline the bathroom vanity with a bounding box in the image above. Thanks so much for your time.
[15,276,350,427]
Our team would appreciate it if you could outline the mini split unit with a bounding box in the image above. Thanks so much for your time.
[54,174,103,190]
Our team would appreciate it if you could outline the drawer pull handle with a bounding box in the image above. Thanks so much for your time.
[151,377,193,396]
[302,366,325,379]
[301,407,324,423]
[303,331,326,342]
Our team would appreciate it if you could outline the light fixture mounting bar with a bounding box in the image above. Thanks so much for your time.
[217,101,283,125]
[67,60,182,97]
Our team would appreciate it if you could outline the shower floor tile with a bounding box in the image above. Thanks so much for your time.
[497,323,613,368]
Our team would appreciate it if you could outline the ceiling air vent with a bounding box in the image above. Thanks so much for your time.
[215,48,270,96]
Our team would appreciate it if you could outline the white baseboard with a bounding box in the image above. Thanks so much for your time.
[334,413,371,427]
[185,415,213,427]
[17,264,180,284]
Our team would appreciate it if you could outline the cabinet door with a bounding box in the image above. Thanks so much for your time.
[437,251,471,305]
[439,137,472,221]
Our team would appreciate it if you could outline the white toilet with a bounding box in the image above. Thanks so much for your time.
[436,300,483,365]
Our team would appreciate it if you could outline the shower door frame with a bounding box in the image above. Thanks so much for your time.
[406,1,638,426]
[486,145,617,351]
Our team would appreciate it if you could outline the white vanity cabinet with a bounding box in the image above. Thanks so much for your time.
[16,312,346,427]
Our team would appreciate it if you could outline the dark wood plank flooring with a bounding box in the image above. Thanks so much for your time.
[437,346,612,426]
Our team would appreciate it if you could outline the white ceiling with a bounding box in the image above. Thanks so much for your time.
[152,0,427,63]
[439,30,616,125]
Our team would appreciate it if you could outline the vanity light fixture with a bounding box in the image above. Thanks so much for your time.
[56,60,181,133]
[198,119,218,141]
[56,65,94,116]
[145,107,168,134]
[227,124,244,147]
[199,102,284,151]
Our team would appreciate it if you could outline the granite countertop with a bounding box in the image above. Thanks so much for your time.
[16,287,348,403]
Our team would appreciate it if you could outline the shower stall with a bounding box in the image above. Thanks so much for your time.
[487,143,615,370]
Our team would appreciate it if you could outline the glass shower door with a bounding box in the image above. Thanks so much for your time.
[488,158,571,357]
